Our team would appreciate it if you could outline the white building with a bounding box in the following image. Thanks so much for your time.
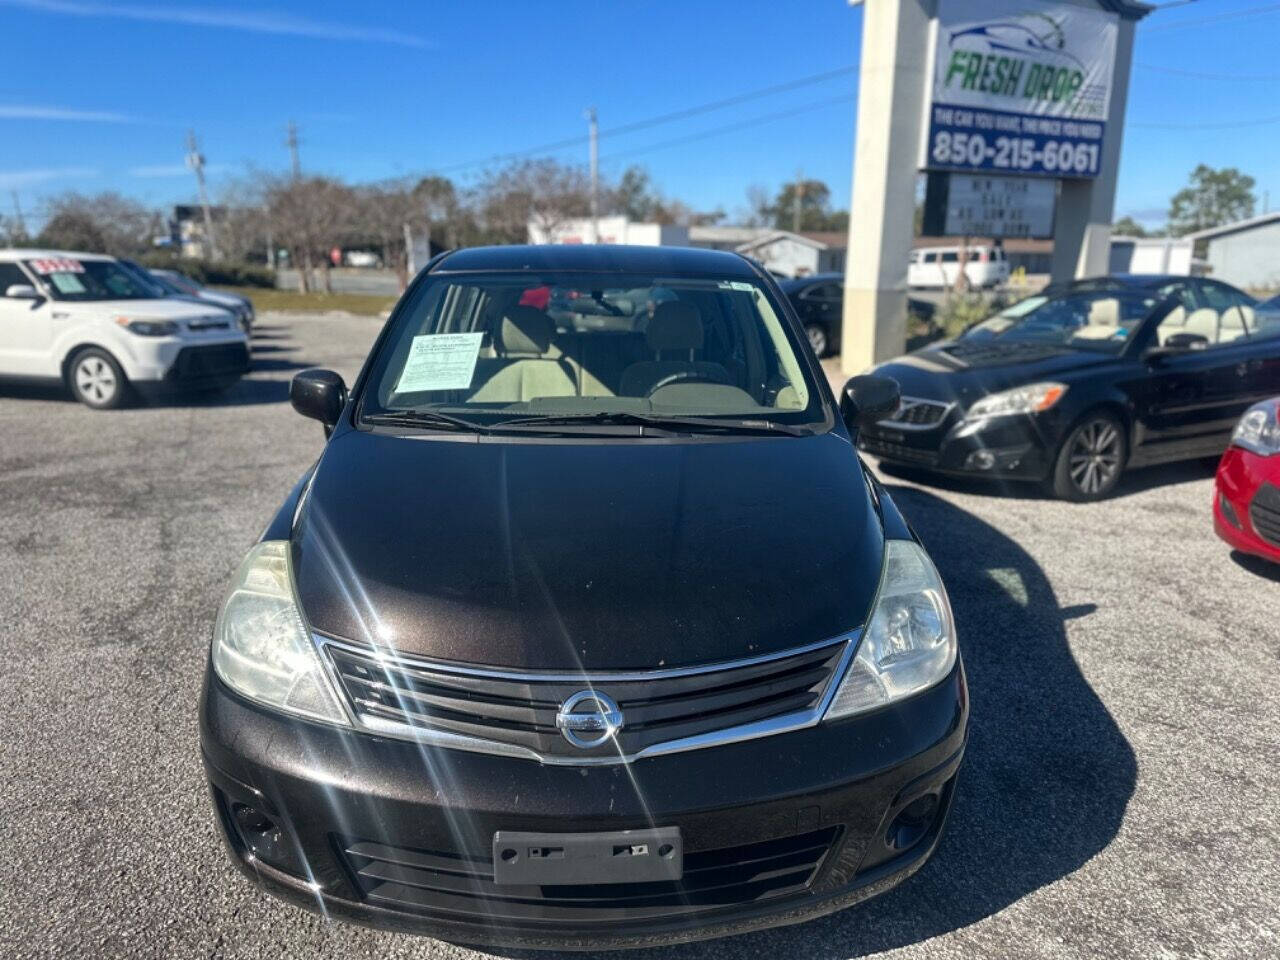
[733,231,848,278]
[1107,236,1200,276]
[528,216,688,247]
[1186,212,1280,290]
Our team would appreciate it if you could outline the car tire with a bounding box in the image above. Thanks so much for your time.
[1049,411,1127,502]
[68,348,129,410]
[805,323,829,358]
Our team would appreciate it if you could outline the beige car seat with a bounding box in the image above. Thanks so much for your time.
[469,306,578,403]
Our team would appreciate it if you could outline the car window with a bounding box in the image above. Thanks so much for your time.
[23,257,160,301]
[1156,281,1255,347]
[963,289,1160,354]
[802,283,841,301]
[940,251,959,263]
[1253,295,1280,342]
[0,262,30,293]
[361,272,823,428]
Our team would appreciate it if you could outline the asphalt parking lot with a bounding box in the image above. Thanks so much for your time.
[1,313,1277,960]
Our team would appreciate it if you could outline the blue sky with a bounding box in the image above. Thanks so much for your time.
[1,0,1278,232]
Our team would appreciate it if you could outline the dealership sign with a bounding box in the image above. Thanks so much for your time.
[922,172,1057,238]
[923,0,1119,178]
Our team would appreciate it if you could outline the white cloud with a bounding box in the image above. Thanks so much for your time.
[0,167,99,189]
[0,104,132,122]
[1,0,429,47]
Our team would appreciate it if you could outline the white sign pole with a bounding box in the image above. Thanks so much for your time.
[841,0,936,377]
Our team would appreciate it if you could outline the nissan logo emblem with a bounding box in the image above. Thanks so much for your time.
[555,690,624,749]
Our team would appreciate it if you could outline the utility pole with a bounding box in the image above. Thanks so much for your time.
[185,129,221,260]
[792,169,804,233]
[586,106,599,243]
[10,191,26,239]
[285,121,302,181]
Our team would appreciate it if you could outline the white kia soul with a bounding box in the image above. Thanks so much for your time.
[0,249,251,408]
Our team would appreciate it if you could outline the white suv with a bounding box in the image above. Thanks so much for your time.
[0,249,250,408]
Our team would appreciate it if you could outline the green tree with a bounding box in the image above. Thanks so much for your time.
[612,166,662,221]
[767,179,848,232]
[1111,215,1148,238]
[1167,165,1255,236]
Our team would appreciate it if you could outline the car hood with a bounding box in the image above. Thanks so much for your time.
[292,428,884,671]
[61,297,236,322]
[198,289,250,309]
[875,338,1113,405]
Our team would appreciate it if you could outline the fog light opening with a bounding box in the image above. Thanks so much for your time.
[1219,492,1241,529]
[232,802,274,836]
[886,792,941,852]
[966,450,997,471]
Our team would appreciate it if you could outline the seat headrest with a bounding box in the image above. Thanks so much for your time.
[1087,298,1119,327]
[646,301,703,353]
[497,306,553,357]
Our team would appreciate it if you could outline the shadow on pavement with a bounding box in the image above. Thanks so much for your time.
[1229,550,1280,582]
[876,455,1218,503]
[502,485,1136,960]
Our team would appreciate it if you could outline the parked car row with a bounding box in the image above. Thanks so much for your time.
[0,248,251,408]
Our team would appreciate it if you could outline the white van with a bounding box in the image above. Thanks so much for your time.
[908,245,1010,289]
[0,249,250,408]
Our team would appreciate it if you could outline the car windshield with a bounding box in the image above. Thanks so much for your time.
[960,288,1161,354]
[24,257,161,301]
[361,272,824,432]
[155,270,201,294]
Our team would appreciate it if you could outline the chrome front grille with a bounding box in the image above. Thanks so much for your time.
[879,396,952,430]
[322,635,854,764]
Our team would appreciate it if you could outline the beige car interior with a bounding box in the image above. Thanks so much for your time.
[404,295,799,411]
[1156,304,1254,345]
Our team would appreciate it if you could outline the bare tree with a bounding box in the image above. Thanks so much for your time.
[262,175,355,292]
[474,159,591,244]
[35,191,157,255]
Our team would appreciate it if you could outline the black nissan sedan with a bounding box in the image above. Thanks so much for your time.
[200,245,968,949]
[860,276,1279,501]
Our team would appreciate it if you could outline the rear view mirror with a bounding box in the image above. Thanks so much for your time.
[840,375,901,433]
[5,283,41,300]
[290,368,347,435]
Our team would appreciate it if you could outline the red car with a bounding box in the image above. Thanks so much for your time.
[1214,397,1280,563]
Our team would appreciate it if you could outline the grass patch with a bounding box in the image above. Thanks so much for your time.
[212,286,398,316]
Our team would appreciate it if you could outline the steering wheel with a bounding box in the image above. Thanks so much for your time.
[644,370,730,397]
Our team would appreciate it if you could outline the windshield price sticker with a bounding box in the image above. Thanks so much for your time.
[30,257,85,274]
[923,0,1118,178]
[394,332,484,393]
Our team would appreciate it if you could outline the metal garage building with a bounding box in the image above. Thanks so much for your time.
[1186,212,1280,292]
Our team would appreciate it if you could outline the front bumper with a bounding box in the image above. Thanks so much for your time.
[200,661,967,950]
[859,409,1066,482]
[133,341,250,396]
[1214,447,1280,563]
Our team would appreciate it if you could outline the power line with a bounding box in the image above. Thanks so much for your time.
[1141,1,1280,31]
[598,94,855,164]
[434,64,856,174]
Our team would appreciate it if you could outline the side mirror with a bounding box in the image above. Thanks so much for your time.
[5,283,41,301]
[1144,332,1209,364]
[840,375,901,433]
[290,368,347,434]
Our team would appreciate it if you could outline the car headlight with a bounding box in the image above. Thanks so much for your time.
[966,381,1066,419]
[116,317,178,337]
[825,539,956,720]
[1231,399,1280,456]
[211,540,348,724]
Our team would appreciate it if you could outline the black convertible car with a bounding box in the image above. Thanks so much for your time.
[861,275,1280,501]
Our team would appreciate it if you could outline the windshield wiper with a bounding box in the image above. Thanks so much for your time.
[490,411,811,436]
[362,410,489,433]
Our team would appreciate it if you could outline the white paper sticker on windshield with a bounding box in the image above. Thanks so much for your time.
[50,272,86,294]
[394,333,484,392]
[30,257,84,274]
